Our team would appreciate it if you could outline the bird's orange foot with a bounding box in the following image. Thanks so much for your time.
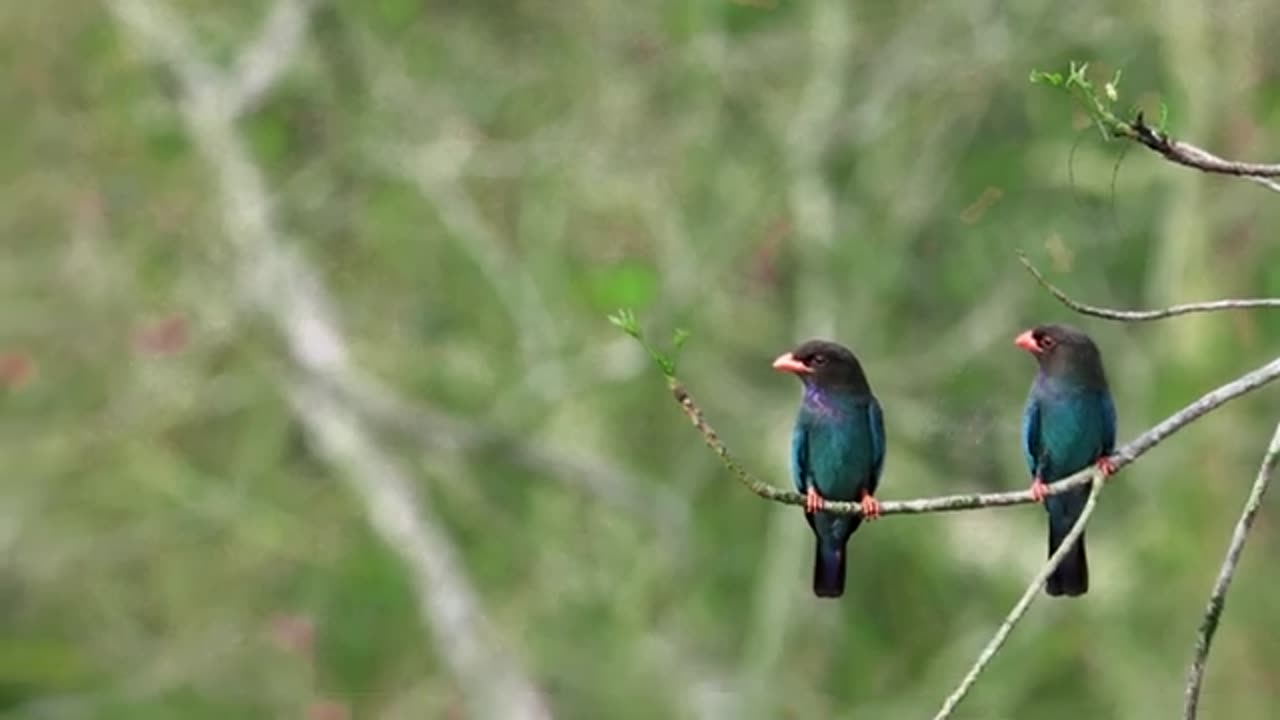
[1029,478,1049,503]
[859,493,882,520]
[1096,456,1117,476]
[805,486,825,514]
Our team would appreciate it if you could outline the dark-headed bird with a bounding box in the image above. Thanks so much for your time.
[773,339,885,598]
[1016,324,1117,597]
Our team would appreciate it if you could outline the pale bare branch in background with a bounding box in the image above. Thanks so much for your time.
[106,2,552,717]
[227,0,318,116]
[329,368,691,537]
[291,383,551,720]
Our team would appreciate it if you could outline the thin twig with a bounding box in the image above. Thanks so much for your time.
[667,355,1280,516]
[932,475,1104,720]
[1018,252,1280,320]
[1182,421,1280,720]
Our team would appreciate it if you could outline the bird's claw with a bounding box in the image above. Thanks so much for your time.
[859,493,882,520]
[804,487,825,514]
[1029,478,1049,503]
[1096,456,1117,476]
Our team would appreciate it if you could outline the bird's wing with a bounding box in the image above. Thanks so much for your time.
[790,420,809,495]
[1098,390,1117,455]
[1021,394,1042,477]
[867,397,887,493]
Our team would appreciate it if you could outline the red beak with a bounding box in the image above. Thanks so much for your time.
[1014,329,1041,354]
[772,351,811,375]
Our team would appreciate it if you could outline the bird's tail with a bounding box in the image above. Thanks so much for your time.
[812,540,847,598]
[1046,511,1089,597]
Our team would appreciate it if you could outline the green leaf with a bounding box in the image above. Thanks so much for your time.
[1029,69,1063,86]
[607,310,684,378]
[607,308,640,337]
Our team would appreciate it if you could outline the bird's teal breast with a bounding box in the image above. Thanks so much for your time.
[1038,388,1108,480]
[798,400,875,500]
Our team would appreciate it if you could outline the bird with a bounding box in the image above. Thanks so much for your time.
[1015,324,1117,597]
[773,339,886,598]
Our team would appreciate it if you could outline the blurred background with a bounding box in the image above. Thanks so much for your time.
[3,0,1280,718]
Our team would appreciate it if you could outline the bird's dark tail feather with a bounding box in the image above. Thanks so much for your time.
[1046,521,1088,597]
[813,542,846,598]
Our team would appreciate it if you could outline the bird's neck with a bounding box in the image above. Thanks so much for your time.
[1040,352,1107,389]
[1037,369,1104,394]
[802,384,861,418]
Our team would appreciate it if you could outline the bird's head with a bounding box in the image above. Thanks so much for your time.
[1015,323,1108,386]
[772,339,870,394]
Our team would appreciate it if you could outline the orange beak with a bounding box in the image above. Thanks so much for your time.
[772,351,811,375]
[1014,329,1041,354]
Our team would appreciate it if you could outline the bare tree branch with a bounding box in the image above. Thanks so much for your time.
[226,0,318,116]
[933,476,1104,720]
[666,354,1280,516]
[290,383,551,720]
[1127,113,1280,192]
[107,3,552,718]
[327,371,690,536]
[1038,68,1280,192]
[1182,421,1280,720]
[1019,252,1280,320]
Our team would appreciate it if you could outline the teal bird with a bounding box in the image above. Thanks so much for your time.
[1016,324,1117,597]
[774,340,886,598]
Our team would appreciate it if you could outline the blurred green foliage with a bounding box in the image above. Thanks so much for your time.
[3,0,1280,717]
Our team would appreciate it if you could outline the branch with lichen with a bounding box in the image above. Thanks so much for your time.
[1031,61,1280,192]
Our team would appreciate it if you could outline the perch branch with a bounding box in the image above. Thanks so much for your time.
[1019,252,1280,320]
[1182,421,1280,720]
[932,476,1104,720]
[666,353,1280,516]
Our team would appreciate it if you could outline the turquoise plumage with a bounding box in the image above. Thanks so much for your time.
[774,340,886,598]
[1016,324,1117,597]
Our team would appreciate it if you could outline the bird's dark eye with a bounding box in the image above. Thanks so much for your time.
[811,354,827,366]
[1039,335,1056,350]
